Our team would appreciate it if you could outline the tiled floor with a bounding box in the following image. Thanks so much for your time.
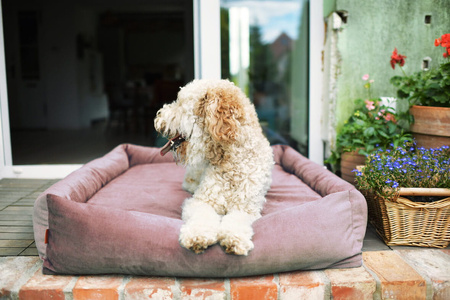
[0,178,395,257]
[0,178,59,256]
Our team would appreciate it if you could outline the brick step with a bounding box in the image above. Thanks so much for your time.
[0,250,449,299]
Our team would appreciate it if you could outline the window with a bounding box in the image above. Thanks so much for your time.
[220,0,309,155]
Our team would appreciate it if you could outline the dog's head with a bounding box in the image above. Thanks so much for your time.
[154,79,250,165]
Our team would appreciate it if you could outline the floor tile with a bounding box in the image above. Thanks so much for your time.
[0,226,34,233]
[0,190,34,196]
[13,199,36,206]
[0,248,24,255]
[0,199,20,203]
[19,247,38,256]
[362,240,391,252]
[0,220,33,226]
[0,240,34,247]
[0,178,51,187]
[0,215,33,221]
[1,206,34,213]
[0,194,28,201]
[0,233,35,240]
[362,226,390,251]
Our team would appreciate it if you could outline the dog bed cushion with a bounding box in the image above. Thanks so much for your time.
[33,144,367,277]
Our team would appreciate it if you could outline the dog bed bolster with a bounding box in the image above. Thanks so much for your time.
[33,144,367,277]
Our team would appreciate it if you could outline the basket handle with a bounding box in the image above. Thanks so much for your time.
[398,188,450,197]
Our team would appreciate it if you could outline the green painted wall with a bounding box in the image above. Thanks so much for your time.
[323,0,336,17]
[333,0,450,133]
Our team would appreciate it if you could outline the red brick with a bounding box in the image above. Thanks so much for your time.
[125,277,175,300]
[73,276,123,300]
[230,275,277,300]
[325,267,376,300]
[0,257,40,298]
[180,278,226,299]
[396,249,450,300]
[363,251,426,300]
[279,270,326,299]
[19,268,75,300]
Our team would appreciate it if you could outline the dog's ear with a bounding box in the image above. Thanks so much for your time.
[196,88,244,143]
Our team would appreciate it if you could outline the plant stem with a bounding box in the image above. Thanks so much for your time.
[400,66,407,77]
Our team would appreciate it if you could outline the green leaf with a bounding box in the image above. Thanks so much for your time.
[390,75,405,86]
[364,127,375,136]
[379,131,389,138]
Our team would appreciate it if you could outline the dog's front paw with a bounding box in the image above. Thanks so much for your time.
[182,180,198,194]
[179,224,218,254]
[219,234,254,256]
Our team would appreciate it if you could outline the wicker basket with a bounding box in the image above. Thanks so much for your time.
[364,188,450,248]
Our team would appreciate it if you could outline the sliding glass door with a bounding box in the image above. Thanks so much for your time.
[1,0,322,178]
[1,0,195,167]
[220,0,309,155]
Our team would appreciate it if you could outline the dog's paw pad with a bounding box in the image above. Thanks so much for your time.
[179,227,218,254]
[220,236,254,256]
[190,239,209,254]
[181,237,215,254]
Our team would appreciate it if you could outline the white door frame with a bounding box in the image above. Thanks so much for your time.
[0,2,11,167]
[0,0,323,179]
[193,0,221,79]
[309,0,324,165]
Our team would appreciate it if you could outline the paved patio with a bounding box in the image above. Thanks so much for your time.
[1,178,449,299]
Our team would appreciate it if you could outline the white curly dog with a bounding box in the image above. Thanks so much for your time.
[154,79,274,255]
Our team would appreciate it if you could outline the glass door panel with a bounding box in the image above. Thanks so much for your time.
[220,0,309,155]
[2,0,194,165]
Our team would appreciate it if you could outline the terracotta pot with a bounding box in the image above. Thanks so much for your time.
[340,150,366,185]
[410,105,450,148]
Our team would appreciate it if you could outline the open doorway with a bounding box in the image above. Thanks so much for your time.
[2,0,194,164]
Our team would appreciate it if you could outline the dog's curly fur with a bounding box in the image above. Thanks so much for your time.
[154,79,274,255]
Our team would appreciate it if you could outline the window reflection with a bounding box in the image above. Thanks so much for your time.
[221,0,309,155]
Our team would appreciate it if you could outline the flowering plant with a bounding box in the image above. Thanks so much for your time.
[435,33,450,58]
[327,75,412,166]
[390,34,450,108]
[355,143,450,201]
[390,48,407,69]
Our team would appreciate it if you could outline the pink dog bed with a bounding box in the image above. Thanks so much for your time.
[33,144,367,277]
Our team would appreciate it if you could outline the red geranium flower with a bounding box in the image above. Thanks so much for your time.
[441,33,450,46]
[390,48,407,69]
[435,33,450,58]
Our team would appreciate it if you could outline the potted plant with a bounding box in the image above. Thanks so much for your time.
[355,143,450,248]
[390,33,450,148]
[328,75,412,184]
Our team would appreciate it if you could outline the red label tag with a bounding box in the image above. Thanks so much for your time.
[45,229,49,244]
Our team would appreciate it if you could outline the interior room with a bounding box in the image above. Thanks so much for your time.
[2,0,194,164]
